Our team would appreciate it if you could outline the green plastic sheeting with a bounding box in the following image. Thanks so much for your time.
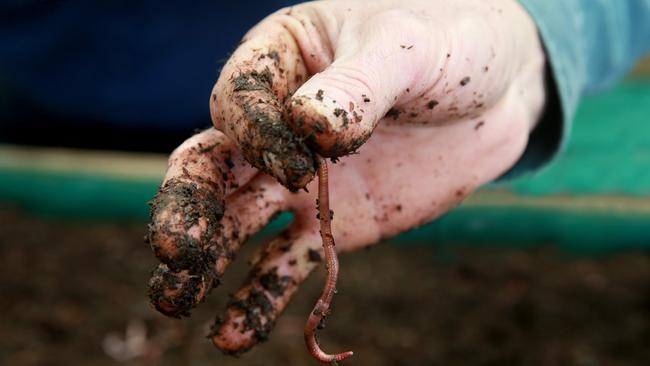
[1,81,650,252]
[504,81,650,196]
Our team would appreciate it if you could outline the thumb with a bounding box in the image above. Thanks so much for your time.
[287,11,426,157]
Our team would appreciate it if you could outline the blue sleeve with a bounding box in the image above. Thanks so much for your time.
[509,0,650,176]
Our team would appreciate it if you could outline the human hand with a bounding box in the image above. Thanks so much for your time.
[147,0,546,356]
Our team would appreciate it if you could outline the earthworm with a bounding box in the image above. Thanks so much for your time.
[304,156,354,364]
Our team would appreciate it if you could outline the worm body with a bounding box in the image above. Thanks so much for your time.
[304,157,354,364]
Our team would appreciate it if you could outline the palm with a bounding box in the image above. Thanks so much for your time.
[286,105,528,254]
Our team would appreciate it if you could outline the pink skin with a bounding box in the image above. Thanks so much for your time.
[148,0,546,359]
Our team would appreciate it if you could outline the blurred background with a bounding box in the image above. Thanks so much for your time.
[1,2,649,365]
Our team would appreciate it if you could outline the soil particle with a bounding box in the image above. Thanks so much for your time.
[460,77,471,86]
[233,68,274,92]
[385,108,401,120]
[362,94,370,103]
[313,121,325,133]
[475,121,485,130]
[267,50,280,62]
[315,89,324,101]
[224,155,235,169]
[352,111,362,123]
[227,288,275,344]
[427,100,439,110]
[259,267,293,298]
[198,143,219,154]
[307,248,322,263]
[333,108,350,128]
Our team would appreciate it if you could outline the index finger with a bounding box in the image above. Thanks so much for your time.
[210,8,325,191]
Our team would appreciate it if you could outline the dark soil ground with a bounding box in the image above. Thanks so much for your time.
[1,206,648,366]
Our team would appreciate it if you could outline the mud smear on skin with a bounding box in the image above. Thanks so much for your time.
[229,50,316,191]
[215,288,276,355]
[146,179,226,316]
[288,89,370,158]
[147,179,224,274]
[209,267,293,354]
[148,265,209,318]
[259,267,293,298]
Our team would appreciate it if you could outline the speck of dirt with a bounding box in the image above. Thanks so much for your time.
[313,121,325,133]
[333,108,350,127]
[307,248,322,263]
[224,155,235,169]
[233,68,274,92]
[427,100,439,110]
[224,288,275,346]
[475,121,485,130]
[267,50,280,62]
[316,89,324,101]
[386,108,401,120]
[198,143,219,153]
[460,77,471,86]
[259,267,293,298]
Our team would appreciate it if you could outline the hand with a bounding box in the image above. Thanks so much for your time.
[146,0,546,355]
